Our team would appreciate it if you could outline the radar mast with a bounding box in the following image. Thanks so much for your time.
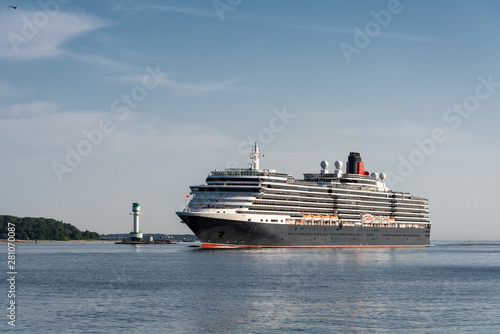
[250,142,261,170]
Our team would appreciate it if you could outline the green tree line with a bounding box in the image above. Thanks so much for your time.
[0,215,99,240]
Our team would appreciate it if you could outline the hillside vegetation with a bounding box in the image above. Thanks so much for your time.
[0,215,99,240]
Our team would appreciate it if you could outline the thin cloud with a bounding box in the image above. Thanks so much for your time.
[0,80,31,100]
[0,108,110,151]
[65,52,136,72]
[113,73,243,96]
[380,32,455,44]
[0,101,59,119]
[0,80,12,98]
[281,23,454,44]
[112,4,216,18]
[281,23,353,34]
[0,10,110,60]
[162,77,243,96]
[303,110,361,121]
[113,73,168,85]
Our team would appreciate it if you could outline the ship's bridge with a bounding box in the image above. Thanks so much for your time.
[211,168,288,178]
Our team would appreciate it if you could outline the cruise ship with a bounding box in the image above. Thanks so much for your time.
[177,143,430,248]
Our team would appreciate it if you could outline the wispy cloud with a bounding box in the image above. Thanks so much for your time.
[0,10,110,60]
[112,4,216,18]
[114,73,242,96]
[281,23,454,44]
[0,108,109,151]
[0,80,31,100]
[65,52,135,72]
[161,77,242,96]
[281,23,353,34]
[112,73,168,86]
[0,101,59,119]
[332,122,431,139]
[0,80,11,100]
[378,32,455,44]
[301,110,361,121]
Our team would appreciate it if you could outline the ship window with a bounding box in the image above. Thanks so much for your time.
[248,219,251,222]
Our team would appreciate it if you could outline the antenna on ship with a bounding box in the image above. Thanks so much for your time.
[250,141,262,170]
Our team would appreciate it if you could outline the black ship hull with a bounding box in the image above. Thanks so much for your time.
[178,214,430,248]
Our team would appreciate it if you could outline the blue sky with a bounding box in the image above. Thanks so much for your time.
[1,0,499,239]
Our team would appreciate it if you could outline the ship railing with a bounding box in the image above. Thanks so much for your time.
[212,169,262,176]
[288,219,430,229]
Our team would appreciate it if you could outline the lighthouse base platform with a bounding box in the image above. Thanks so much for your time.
[115,240,175,245]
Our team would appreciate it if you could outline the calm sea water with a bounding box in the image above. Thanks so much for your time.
[5,241,500,333]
